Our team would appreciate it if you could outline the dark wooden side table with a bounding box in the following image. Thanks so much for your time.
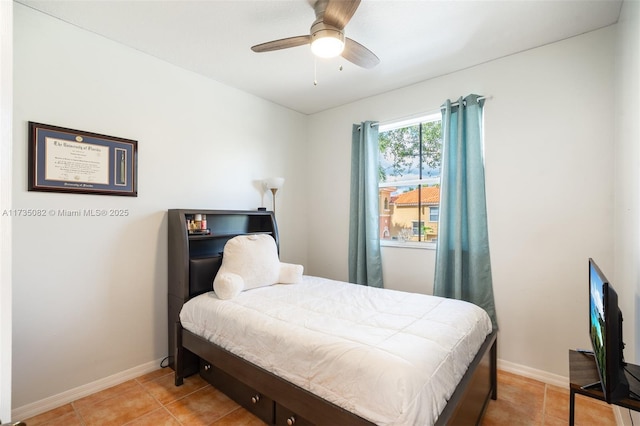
[569,349,640,425]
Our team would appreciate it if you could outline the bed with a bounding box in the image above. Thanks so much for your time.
[168,209,497,426]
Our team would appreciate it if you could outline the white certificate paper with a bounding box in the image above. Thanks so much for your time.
[44,137,109,185]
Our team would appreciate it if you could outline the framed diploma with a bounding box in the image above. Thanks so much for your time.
[28,122,138,197]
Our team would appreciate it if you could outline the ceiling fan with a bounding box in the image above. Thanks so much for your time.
[250,0,380,69]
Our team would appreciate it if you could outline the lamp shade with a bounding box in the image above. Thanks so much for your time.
[311,35,345,58]
[264,177,285,190]
[310,24,345,59]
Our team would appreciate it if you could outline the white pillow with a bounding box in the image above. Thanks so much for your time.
[213,234,303,299]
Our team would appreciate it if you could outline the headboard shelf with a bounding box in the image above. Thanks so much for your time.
[167,209,278,370]
[188,231,273,241]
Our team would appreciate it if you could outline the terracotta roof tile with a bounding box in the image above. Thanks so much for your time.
[393,186,440,205]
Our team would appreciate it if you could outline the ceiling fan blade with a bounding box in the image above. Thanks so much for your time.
[323,0,361,29]
[342,37,379,69]
[251,35,312,53]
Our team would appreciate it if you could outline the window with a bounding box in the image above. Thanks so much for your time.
[429,206,439,222]
[378,113,442,245]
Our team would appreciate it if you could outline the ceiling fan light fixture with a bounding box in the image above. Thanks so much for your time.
[310,27,345,58]
[251,0,379,69]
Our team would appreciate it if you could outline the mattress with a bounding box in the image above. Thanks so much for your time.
[179,275,492,426]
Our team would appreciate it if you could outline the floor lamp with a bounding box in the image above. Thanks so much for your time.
[264,177,284,213]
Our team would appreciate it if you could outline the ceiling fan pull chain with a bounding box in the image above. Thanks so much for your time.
[314,57,318,86]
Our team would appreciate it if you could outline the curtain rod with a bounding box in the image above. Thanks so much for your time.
[357,95,492,130]
[441,95,491,110]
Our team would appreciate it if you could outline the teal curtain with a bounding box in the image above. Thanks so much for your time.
[434,95,497,330]
[348,121,383,288]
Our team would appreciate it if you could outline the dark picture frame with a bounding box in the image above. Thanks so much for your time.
[28,122,138,197]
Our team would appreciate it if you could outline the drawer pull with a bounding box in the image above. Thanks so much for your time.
[203,364,211,371]
[251,394,260,404]
[287,416,296,425]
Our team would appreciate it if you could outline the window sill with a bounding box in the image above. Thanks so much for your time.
[380,240,437,250]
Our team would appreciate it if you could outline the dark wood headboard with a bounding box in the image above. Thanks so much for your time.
[167,209,278,369]
[188,257,223,298]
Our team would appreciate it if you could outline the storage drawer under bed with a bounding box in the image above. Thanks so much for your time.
[275,403,313,426]
[199,359,275,423]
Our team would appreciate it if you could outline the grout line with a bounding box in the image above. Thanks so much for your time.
[78,381,152,426]
[134,374,184,425]
[125,378,166,425]
[70,399,85,426]
[162,405,184,426]
[71,401,87,426]
[166,383,212,406]
[541,383,548,424]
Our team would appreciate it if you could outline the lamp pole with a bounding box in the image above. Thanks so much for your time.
[270,188,278,213]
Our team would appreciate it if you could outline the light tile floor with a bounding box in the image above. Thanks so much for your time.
[481,371,617,426]
[23,368,617,426]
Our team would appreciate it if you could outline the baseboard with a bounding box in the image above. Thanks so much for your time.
[11,358,166,421]
[498,358,569,388]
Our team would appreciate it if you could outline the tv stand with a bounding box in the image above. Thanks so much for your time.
[569,350,640,425]
[580,381,602,391]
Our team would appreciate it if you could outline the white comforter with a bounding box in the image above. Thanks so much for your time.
[180,275,492,426]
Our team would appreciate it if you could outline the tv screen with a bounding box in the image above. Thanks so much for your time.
[588,258,628,403]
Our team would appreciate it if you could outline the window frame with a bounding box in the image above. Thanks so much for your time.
[378,112,442,250]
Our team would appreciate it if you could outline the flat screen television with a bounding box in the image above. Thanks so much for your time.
[588,258,629,403]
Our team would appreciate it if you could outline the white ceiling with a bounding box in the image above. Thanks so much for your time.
[17,0,622,115]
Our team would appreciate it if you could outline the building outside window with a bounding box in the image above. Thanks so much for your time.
[378,113,442,245]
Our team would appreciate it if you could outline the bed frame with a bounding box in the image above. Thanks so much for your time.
[168,209,497,425]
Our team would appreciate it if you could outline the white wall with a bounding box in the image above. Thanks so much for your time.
[0,0,13,421]
[613,2,640,424]
[307,27,616,378]
[614,0,640,370]
[12,3,308,411]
